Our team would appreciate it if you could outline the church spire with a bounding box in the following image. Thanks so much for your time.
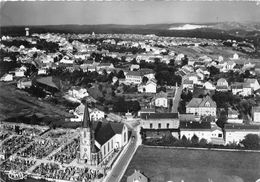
[82,102,91,128]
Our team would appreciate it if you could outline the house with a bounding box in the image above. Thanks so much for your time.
[127,170,148,182]
[140,113,179,137]
[0,73,13,82]
[183,79,194,91]
[14,68,25,77]
[244,78,260,91]
[180,121,224,145]
[140,69,155,80]
[224,124,260,145]
[216,78,229,91]
[130,64,140,71]
[226,60,236,71]
[227,109,243,124]
[17,79,32,89]
[78,103,128,165]
[203,81,216,90]
[38,68,47,75]
[186,96,217,116]
[154,91,168,108]
[138,107,156,117]
[252,107,260,123]
[138,79,157,93]
[90,108,105,121]
[97,63,115,70]
[231,82,252,96]
[68,87,89,100]
[125,71,143,85]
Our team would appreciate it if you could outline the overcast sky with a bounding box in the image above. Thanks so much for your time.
[0,1,260,26]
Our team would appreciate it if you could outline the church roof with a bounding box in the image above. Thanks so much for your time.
[93,121,124,145]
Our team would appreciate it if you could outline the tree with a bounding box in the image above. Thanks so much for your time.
[191,134,199,145]
[142,76,148,84]
[209,66,220,76]
[216,110,227,128]
[199,138,208,146]
[117,70,125,79]
[240,134,260,149]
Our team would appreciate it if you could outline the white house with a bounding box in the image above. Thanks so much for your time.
[125,71,143,85]
[140,113,179,133]
[68,87,89,100]
[186,96,217,116]
[203,81,216,90]
[180,122,224,145]
[244,78,260,91]
[154,91,168,108]
[252,107,260,123]
[90,108,105,121]
[14,68,25,77]
[227,109,243,124]
[138,79,157,93]
[0,74,13,82]
[224,124,260,145]
[38,68,47,75]
[231,82,252,97]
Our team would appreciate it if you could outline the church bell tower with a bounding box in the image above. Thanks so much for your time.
[79,102,94,164]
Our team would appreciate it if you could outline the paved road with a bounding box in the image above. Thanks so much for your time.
[172,84,183,113]
[106,130,138,182]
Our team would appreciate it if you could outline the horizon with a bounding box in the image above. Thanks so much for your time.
[1,1,260,26]
[1,21,260,28]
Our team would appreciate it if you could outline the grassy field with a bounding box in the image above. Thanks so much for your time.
[121,146,260,182]
[0,82,75,127]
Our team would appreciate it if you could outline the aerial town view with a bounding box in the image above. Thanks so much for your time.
[0,1,260,182]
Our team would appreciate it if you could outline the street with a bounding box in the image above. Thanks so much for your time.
[105,129,138,182]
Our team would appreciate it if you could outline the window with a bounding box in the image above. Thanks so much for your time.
[108,142,110,152]
[84,131,86,138]
[104,146,106,156]
[150,123,153,129]
[218,134,222,137]
[124,132,126,142]
[167,123,169,129]
[158,123,161,129]
[111,140,113,149]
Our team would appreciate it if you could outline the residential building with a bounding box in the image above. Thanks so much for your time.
[140,113,179,130]
[186,96,217,116]
[0,74,13,82]
[154,91,168,108]
[125,71,143,85]
[203,81,216,90]
[224,124,260,145]
[216,78,229,91]
[231,82,252,96]
[180,122,224,145]
[252,107,260,123]
[17,79,32,89]
[138,79,157,93]
[227,109,243,124]
[127,170,148,182]
[244,78,260,91]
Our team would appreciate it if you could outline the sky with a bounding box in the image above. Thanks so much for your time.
[0,1,260,26]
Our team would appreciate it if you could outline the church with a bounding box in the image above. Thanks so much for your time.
[78,103,129,166]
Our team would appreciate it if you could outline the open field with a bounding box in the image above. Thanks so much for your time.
[121,146,260,182]
[0,82,75,127]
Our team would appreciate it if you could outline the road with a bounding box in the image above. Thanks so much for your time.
[172,84,183,113]
[105,130,138,182]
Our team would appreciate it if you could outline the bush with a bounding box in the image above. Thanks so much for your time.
[240,134,260,149]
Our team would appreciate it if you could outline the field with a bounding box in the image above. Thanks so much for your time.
[121,146,260,182]
[0,82,77,127]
